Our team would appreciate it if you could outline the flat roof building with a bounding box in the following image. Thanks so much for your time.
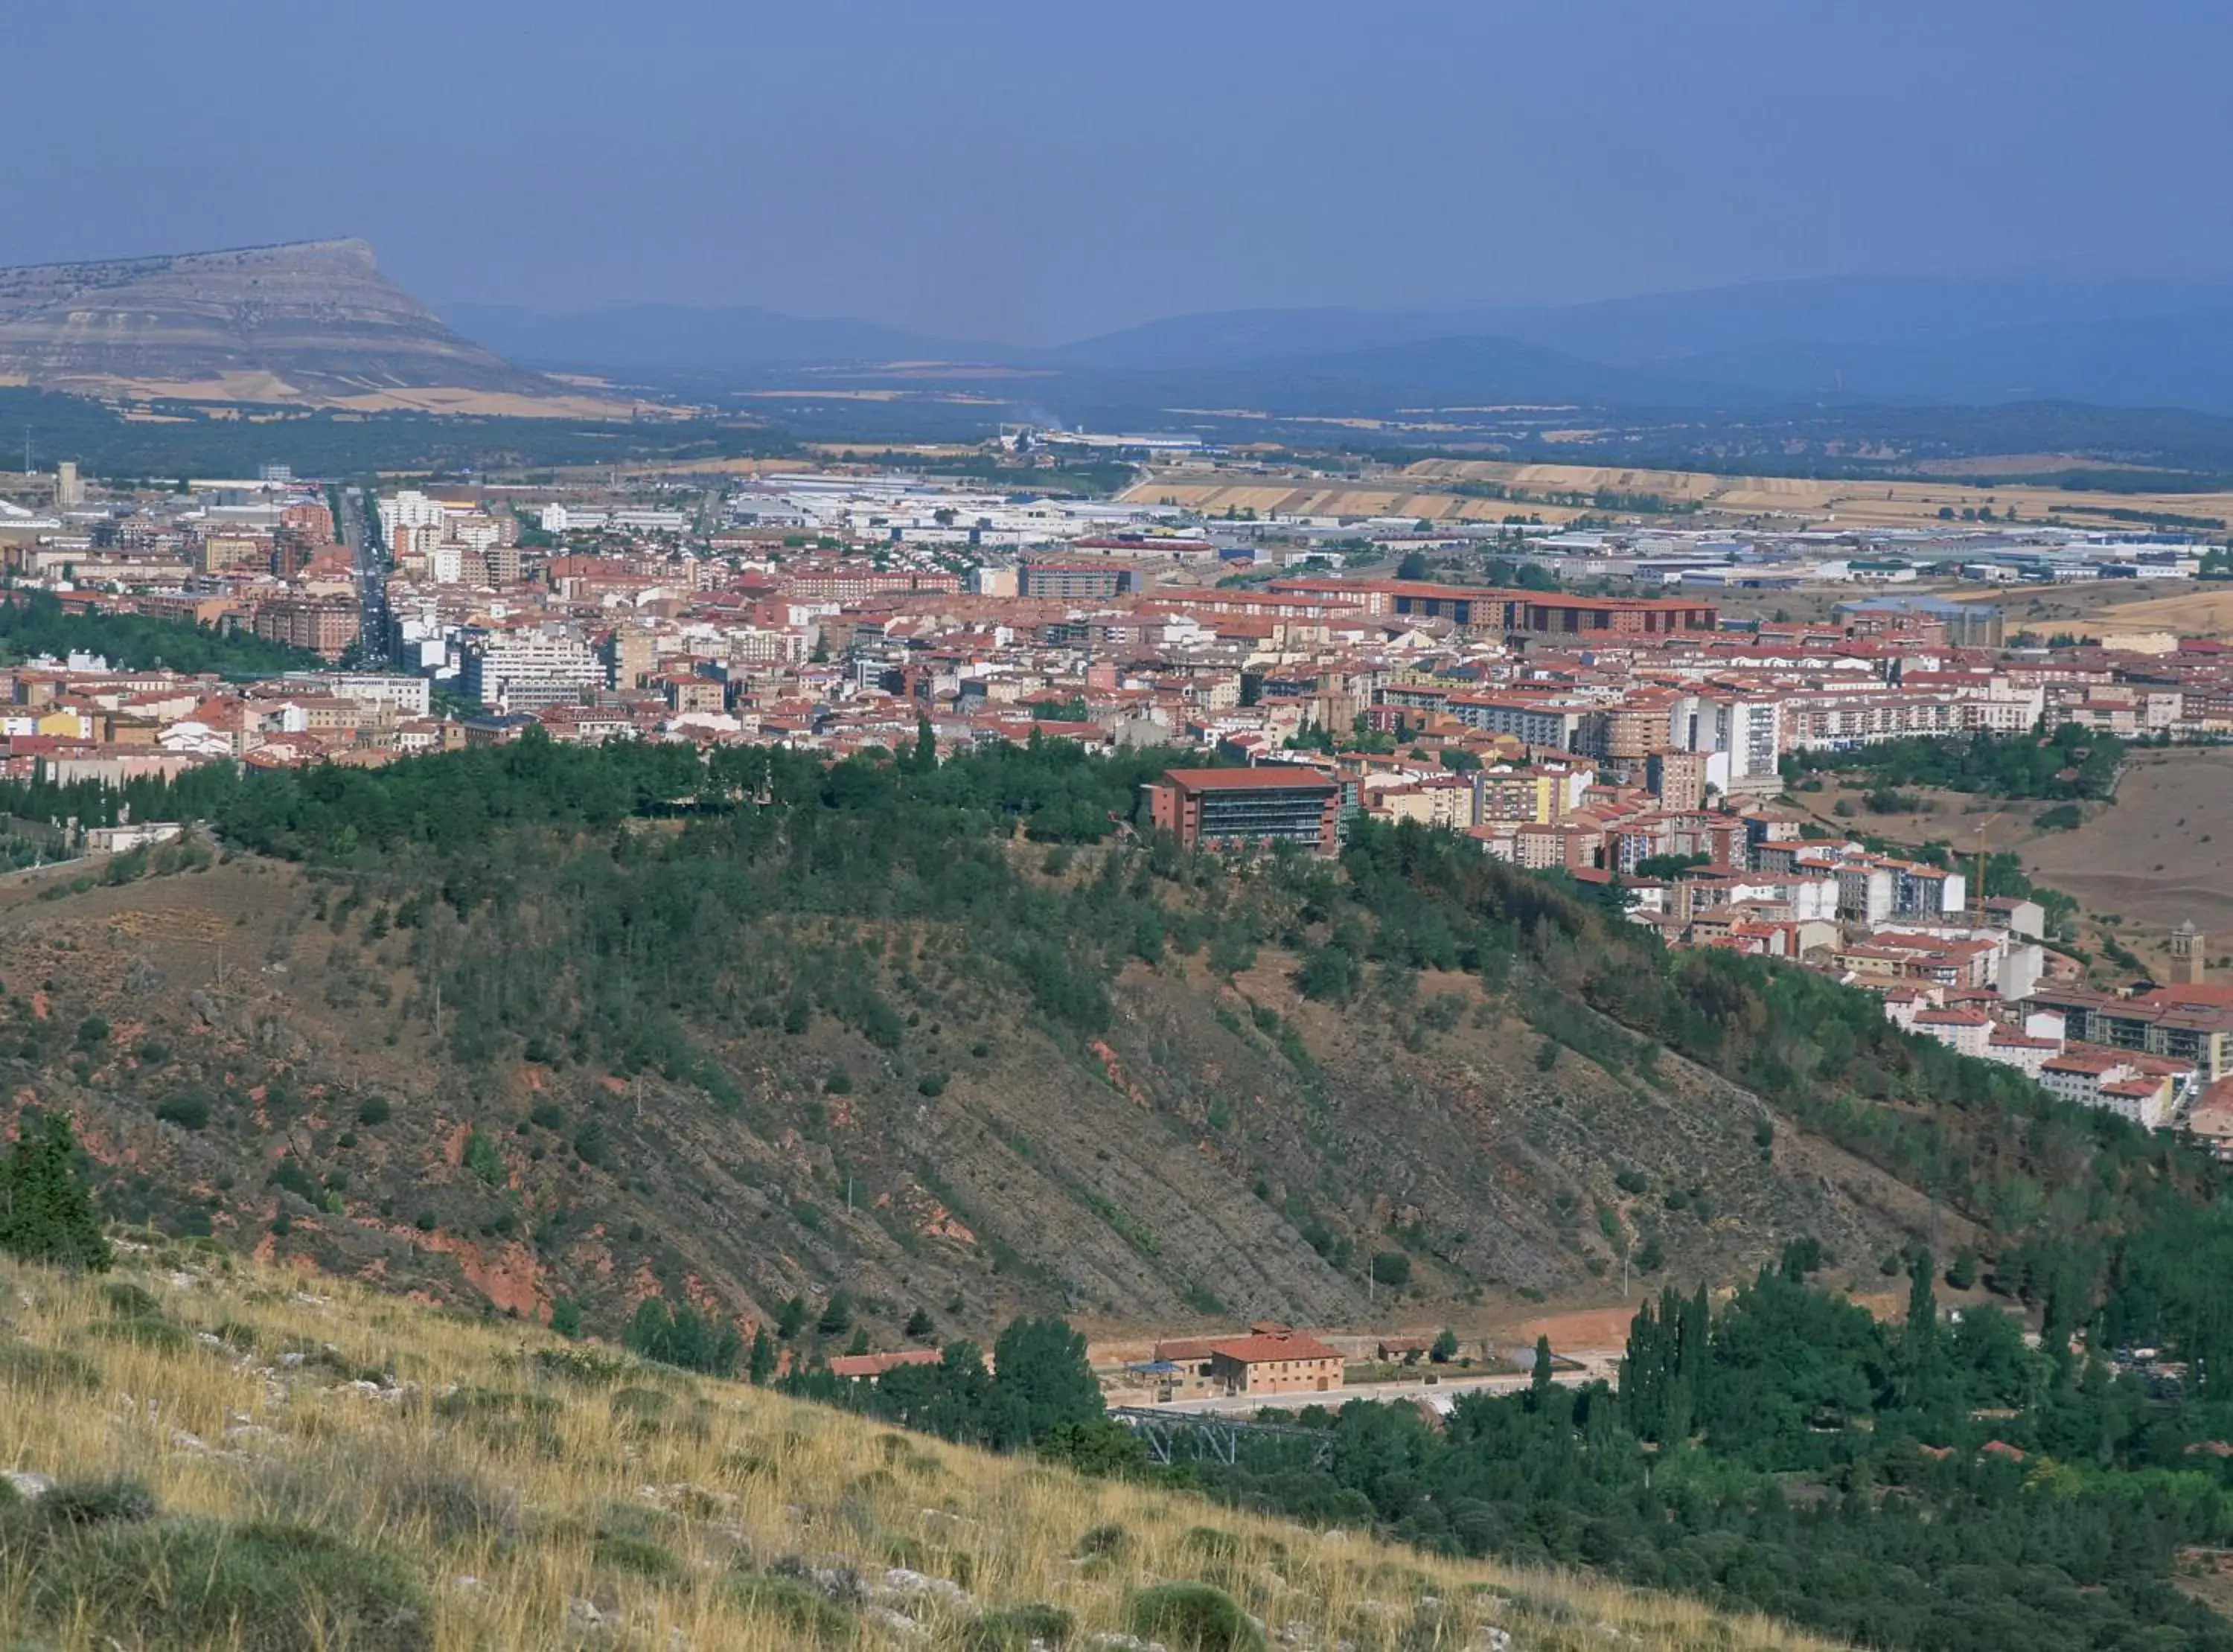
[1018,561,1141,601]
[1144,766,1341,856]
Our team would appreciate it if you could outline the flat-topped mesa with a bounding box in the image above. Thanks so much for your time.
[0,237,560,406]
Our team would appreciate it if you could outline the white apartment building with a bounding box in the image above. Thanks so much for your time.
[377,490,450,538]
[278,673,432,717]
[2039,1051,2179,1128]
[1664,693,1783,790]
[1910,1007,1993,1059]
[1833,861,1897,925]
[1446,696,1591,750]
[461,627,604,709]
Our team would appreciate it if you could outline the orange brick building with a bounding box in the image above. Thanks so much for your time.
[1143,766,1341,856]
[1205,1331,1344,1397]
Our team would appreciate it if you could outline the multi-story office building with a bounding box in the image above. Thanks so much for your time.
[1143,766,1341,855]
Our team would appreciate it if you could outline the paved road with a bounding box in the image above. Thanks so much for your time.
[339,485,389,662]
[1136,1349,1623,1416]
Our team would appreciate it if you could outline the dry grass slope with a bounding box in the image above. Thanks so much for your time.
[0,1246,1838,1651]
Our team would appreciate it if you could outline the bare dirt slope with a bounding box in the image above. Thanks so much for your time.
[2019,749,2233,951]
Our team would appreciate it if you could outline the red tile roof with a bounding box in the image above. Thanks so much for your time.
[1207,1332,1341,1365]
[1159,766,1338,793]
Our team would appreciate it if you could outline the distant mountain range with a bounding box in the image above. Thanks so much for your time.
[443,273,2233,417]
[7,245,2232,429]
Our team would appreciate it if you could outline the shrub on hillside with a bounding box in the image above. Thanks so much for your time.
[0,1342,100,1394]
[727,1575,858,1643]
[965,1603,1076,1650]
[153,1093,211,1130]
[1369,1252,1410,1287]
[39,1476,157,1529]
[1127,1581,1265,1651]
[19,1514,429,1652]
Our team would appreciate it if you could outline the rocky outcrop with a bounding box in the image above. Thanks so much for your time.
[0,238,561,406]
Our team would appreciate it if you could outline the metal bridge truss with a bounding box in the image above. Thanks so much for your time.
[1108,1406,1336,1469]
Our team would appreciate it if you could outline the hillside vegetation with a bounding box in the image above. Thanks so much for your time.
[0,736,1927,1348]
[0,1243,1828,1651]
[0,731,2208,1358]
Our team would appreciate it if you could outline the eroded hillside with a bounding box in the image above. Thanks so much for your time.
[1,842,1948,1351]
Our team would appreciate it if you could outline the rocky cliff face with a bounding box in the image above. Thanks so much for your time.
[0,238,560,406]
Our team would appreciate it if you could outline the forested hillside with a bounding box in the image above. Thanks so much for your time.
[0,730,2220,1364]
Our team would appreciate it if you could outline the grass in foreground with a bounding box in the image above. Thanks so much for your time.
[0,1243,1837,1650]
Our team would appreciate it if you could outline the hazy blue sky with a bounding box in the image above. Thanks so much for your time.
[7,0,2224,342]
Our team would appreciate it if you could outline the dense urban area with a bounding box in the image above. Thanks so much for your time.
[4,451,2229,1137]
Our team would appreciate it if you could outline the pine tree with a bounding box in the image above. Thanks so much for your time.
[0,1112,111,1272]
[1666,1280,1711,1442]
[1528,1334,1556,1412]
[1658,1285,1696,1444]
[1621,1295,1667,1439]
[748,1325,777,1384]
[1903,1248,1940,1411]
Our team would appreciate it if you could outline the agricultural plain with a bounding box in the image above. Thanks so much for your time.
[1123,458,2233,533]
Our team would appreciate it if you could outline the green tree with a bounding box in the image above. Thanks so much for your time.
[625,1298,741,1375]
[0,1112,112,1272]
[463,1128,504,1186]
[1431,1328,1460,1363]
[1901,1249,1940,1411]
[991,1317,1103,1444]
[905,1305,935,1341]
[748,1325,778,1384]
[1528,1334,1556,1410]
[549,1298,583,1339]
[817,1291,854,1336]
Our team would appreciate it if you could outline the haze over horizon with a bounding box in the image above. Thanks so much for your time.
[8,0,2229,346]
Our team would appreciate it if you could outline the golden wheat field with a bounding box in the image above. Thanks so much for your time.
[0,1246,1838,1651]
[1119,458,2233,533]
